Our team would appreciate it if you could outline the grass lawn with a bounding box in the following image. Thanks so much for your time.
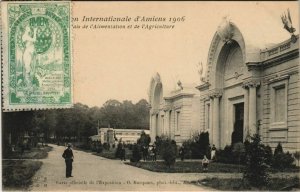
[127,161,300,173]
[126,161,244,173]
[2,160,43,190]
[94,148,132,160]
[4,145,53,159]
[198,176,300,191]
[2,145,53,190]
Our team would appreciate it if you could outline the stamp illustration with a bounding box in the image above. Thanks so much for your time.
[2,2,72,110]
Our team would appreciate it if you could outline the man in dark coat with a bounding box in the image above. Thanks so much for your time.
[62,143,74,178]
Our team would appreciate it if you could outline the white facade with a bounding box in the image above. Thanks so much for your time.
[92,128,150,144]
[197,20,299,151]
[149,17,300,152]
[149,74,201,145]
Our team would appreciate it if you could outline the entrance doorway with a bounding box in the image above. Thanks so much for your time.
[231,103,244,144]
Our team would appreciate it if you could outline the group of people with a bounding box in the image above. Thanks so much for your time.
[178,144,217,172]
[142,145,157,161]
[202,144,217,172]
[61,143,217,177]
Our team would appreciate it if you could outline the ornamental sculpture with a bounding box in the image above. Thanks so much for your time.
[281,9,297,43]
[208,89,223,98]
[197,62,207,83]
[242,80,261,89]
[217,16,234,44]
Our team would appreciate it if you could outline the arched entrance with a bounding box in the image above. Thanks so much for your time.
[215,41,245,145]
[149,73,163,142]
[203,21,253,148]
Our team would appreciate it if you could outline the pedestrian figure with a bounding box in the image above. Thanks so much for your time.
[121,145,126,161]
[142,146,148,161]
[62,143,74,178]
[152,145,157,161]
[211,144,217,161]
[202,155,209,172]
[179,146,185,161]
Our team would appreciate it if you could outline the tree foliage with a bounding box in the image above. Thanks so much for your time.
[243,134,270,188]
[137,131,151,147]
[272,143,294,170]
[3,99,150,149]
[156,136,177,168]
[182,132,210,159]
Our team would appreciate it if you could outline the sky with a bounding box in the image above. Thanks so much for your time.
[72,1,299,107]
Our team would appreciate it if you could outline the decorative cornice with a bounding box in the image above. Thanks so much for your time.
[246,62,261,71]
[208,88,223,98]
[173,105,182,110]
[267,74,290,84]
[242,79,261,88]
[196,82,210,91]
[162,105,171,112]
[261,48,299,69]
[164,92,194,100]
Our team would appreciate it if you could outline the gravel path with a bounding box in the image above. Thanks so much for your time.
[29,144,215,191]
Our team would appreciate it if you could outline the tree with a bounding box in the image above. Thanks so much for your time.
[243,134,270,188]
[115,142,123,159]
[130,144,142,162]
[188,132,210,159]
[158,138,177,168]
[137,131,151,147]
[101,99,122,128]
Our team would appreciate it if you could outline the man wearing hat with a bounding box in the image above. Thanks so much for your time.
[62,143,74,178]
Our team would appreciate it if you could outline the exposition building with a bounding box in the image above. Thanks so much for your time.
[149,17,299,151]
[149,75,201,144]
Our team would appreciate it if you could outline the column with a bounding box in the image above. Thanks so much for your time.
[248,84,258,136]
[243,87,249,140]
[156,114,160,136]
[150,114,156,142]
[209,97,214,145]
[213,95,220,148]
[165,111,169,137]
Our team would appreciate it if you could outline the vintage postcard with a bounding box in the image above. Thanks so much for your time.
[1,1,73,111]
[1,1,300,192]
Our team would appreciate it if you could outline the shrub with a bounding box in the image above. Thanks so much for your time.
[232,142,245,168]
[274,142,283,156]
[96,142,103,153]
[103,142,111,150]
[184,132,210,159]
[137,131,151,147]
[263,145,273,166]
[154,135,167,155]
[115,142,123,159]
[159,138,177,168]
[182,140,192,159]
[272,152,294,170]
[130,144,141,162]
[272,143,294,170]
[243,134,270,188]
[216,145,234,164]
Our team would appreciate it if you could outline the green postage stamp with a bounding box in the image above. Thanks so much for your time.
[1,1,73,111]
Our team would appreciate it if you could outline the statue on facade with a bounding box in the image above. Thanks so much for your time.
[177,80,183,90]
[281,9,297,43]
[217,16,234,44]
[197,62,207,83]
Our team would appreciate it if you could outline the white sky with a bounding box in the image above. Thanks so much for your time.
[72,1,299,107]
